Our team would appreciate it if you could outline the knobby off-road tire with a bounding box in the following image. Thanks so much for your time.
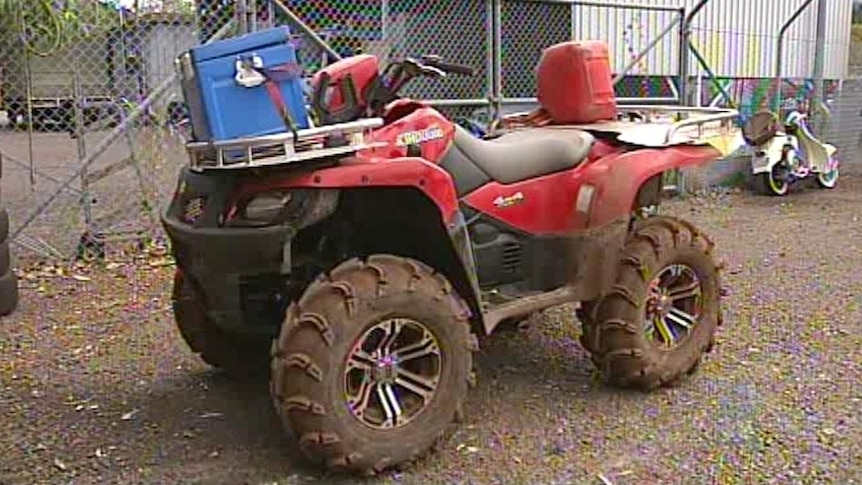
[172,270,272,376]
[580,216,722,390]
[271,255,476,476]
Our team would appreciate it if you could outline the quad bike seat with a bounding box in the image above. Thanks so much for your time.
[451,125,594,185]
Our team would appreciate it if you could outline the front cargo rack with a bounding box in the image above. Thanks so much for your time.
[186,118,386,171]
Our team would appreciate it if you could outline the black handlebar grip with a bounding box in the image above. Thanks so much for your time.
[432,60,475,76]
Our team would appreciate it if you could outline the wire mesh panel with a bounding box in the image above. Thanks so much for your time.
[499,0,682,103]
[830,78,862,174]
[0,1,232,260]
[280,0,490,102]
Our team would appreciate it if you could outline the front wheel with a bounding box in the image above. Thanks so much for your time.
[580,216,722,390]
[816,158,839,189]
[755,163,790,196]
[271,255,475,475]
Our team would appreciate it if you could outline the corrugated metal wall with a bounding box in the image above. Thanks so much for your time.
[688,0,851,79]
[568,0,852,79]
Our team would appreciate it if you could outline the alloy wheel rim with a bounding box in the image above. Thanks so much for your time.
[344,318,442,430]
[644,264,704,349]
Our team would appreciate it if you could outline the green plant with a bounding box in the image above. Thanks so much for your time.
[0,0,117,56]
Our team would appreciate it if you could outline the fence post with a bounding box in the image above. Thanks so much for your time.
[677,7,687,106]
[774,0,816,112]
[811,0,828,131]
[490,0,503,124]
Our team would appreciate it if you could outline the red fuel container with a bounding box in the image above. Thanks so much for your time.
[536,40,618,124]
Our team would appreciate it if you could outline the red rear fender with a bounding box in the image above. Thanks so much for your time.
[234,157,460,224]
[583,144,723,227]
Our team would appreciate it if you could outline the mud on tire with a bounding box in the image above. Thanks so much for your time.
[580,216,722,390]
[271,255,475,476]
[172,270,272,376]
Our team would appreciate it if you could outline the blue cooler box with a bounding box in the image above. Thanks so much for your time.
[179,26,310,144]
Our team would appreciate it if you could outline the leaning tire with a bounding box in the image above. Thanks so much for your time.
[0,241,10,275]
[0,208,9,242]
[581,216,721,390]
[0,269,19,316]
[172,270,272,376]
[271,255,475,475]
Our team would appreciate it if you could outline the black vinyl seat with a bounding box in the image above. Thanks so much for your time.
[453,125,595,184]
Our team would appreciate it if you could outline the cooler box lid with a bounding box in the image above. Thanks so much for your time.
[190,26,293,63]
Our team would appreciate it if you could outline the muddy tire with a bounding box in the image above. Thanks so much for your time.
[0,269,19,316]
[271,255,475,476]
[581,216,721,390]
[172,270,272,376]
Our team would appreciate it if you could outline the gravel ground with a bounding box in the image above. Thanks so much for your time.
[1,176,861,485]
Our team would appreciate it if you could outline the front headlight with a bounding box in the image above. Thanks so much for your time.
[229,189,340,228]
[244,191,294,223]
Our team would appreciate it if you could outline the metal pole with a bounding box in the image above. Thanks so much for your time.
[493,0,503,123]
[811,0,828,127]
[688,42,734,107]
[237,0,249,34]
[24,49,35,187]
[677,7,688,106]
[678,0,710,107]
[774,0,816,111]
[248,0,258,32]
[72,68,93,232]
[270,0,343,61]
[613,15,681,85]
[486,0,497,123]
[381,0,389,40]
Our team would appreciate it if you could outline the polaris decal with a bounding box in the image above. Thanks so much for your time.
[396,126,445,147]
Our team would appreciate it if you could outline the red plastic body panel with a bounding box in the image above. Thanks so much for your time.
[537,41,617,124]
[362,104,456,162]
[233,156,460,224]
[310,54,380,110]
[463,143,723,235]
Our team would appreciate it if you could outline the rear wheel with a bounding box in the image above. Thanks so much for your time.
[172,270,272,376]
[271,255,475,475]
[816,158,839,189]
[580,216,721,390]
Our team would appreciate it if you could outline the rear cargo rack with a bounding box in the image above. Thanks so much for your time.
[498,105,742,148]
[611,105,740,146]
[186,118,385,171]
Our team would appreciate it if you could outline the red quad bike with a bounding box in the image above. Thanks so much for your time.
[163,40,740,475]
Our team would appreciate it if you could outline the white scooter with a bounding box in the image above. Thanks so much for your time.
[743,109,840,196]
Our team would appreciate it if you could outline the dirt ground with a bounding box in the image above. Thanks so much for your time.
[1,176,861,485]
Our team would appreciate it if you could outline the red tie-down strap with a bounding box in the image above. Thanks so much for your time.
[240,58,305,136]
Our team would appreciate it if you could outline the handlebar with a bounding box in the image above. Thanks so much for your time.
[420,55,476,76]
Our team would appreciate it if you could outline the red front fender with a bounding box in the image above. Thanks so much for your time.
[583,145,723,228]
[234,156,461,224]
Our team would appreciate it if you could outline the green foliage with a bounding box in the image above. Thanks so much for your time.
[0,0,119,56]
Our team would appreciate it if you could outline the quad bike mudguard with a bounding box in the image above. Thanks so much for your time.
[161,157,485,334]
[161,167,295,334]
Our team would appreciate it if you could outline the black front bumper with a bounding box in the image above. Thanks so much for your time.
[162,212,295,333]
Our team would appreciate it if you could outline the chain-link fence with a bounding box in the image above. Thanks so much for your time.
[0,0,855,262]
